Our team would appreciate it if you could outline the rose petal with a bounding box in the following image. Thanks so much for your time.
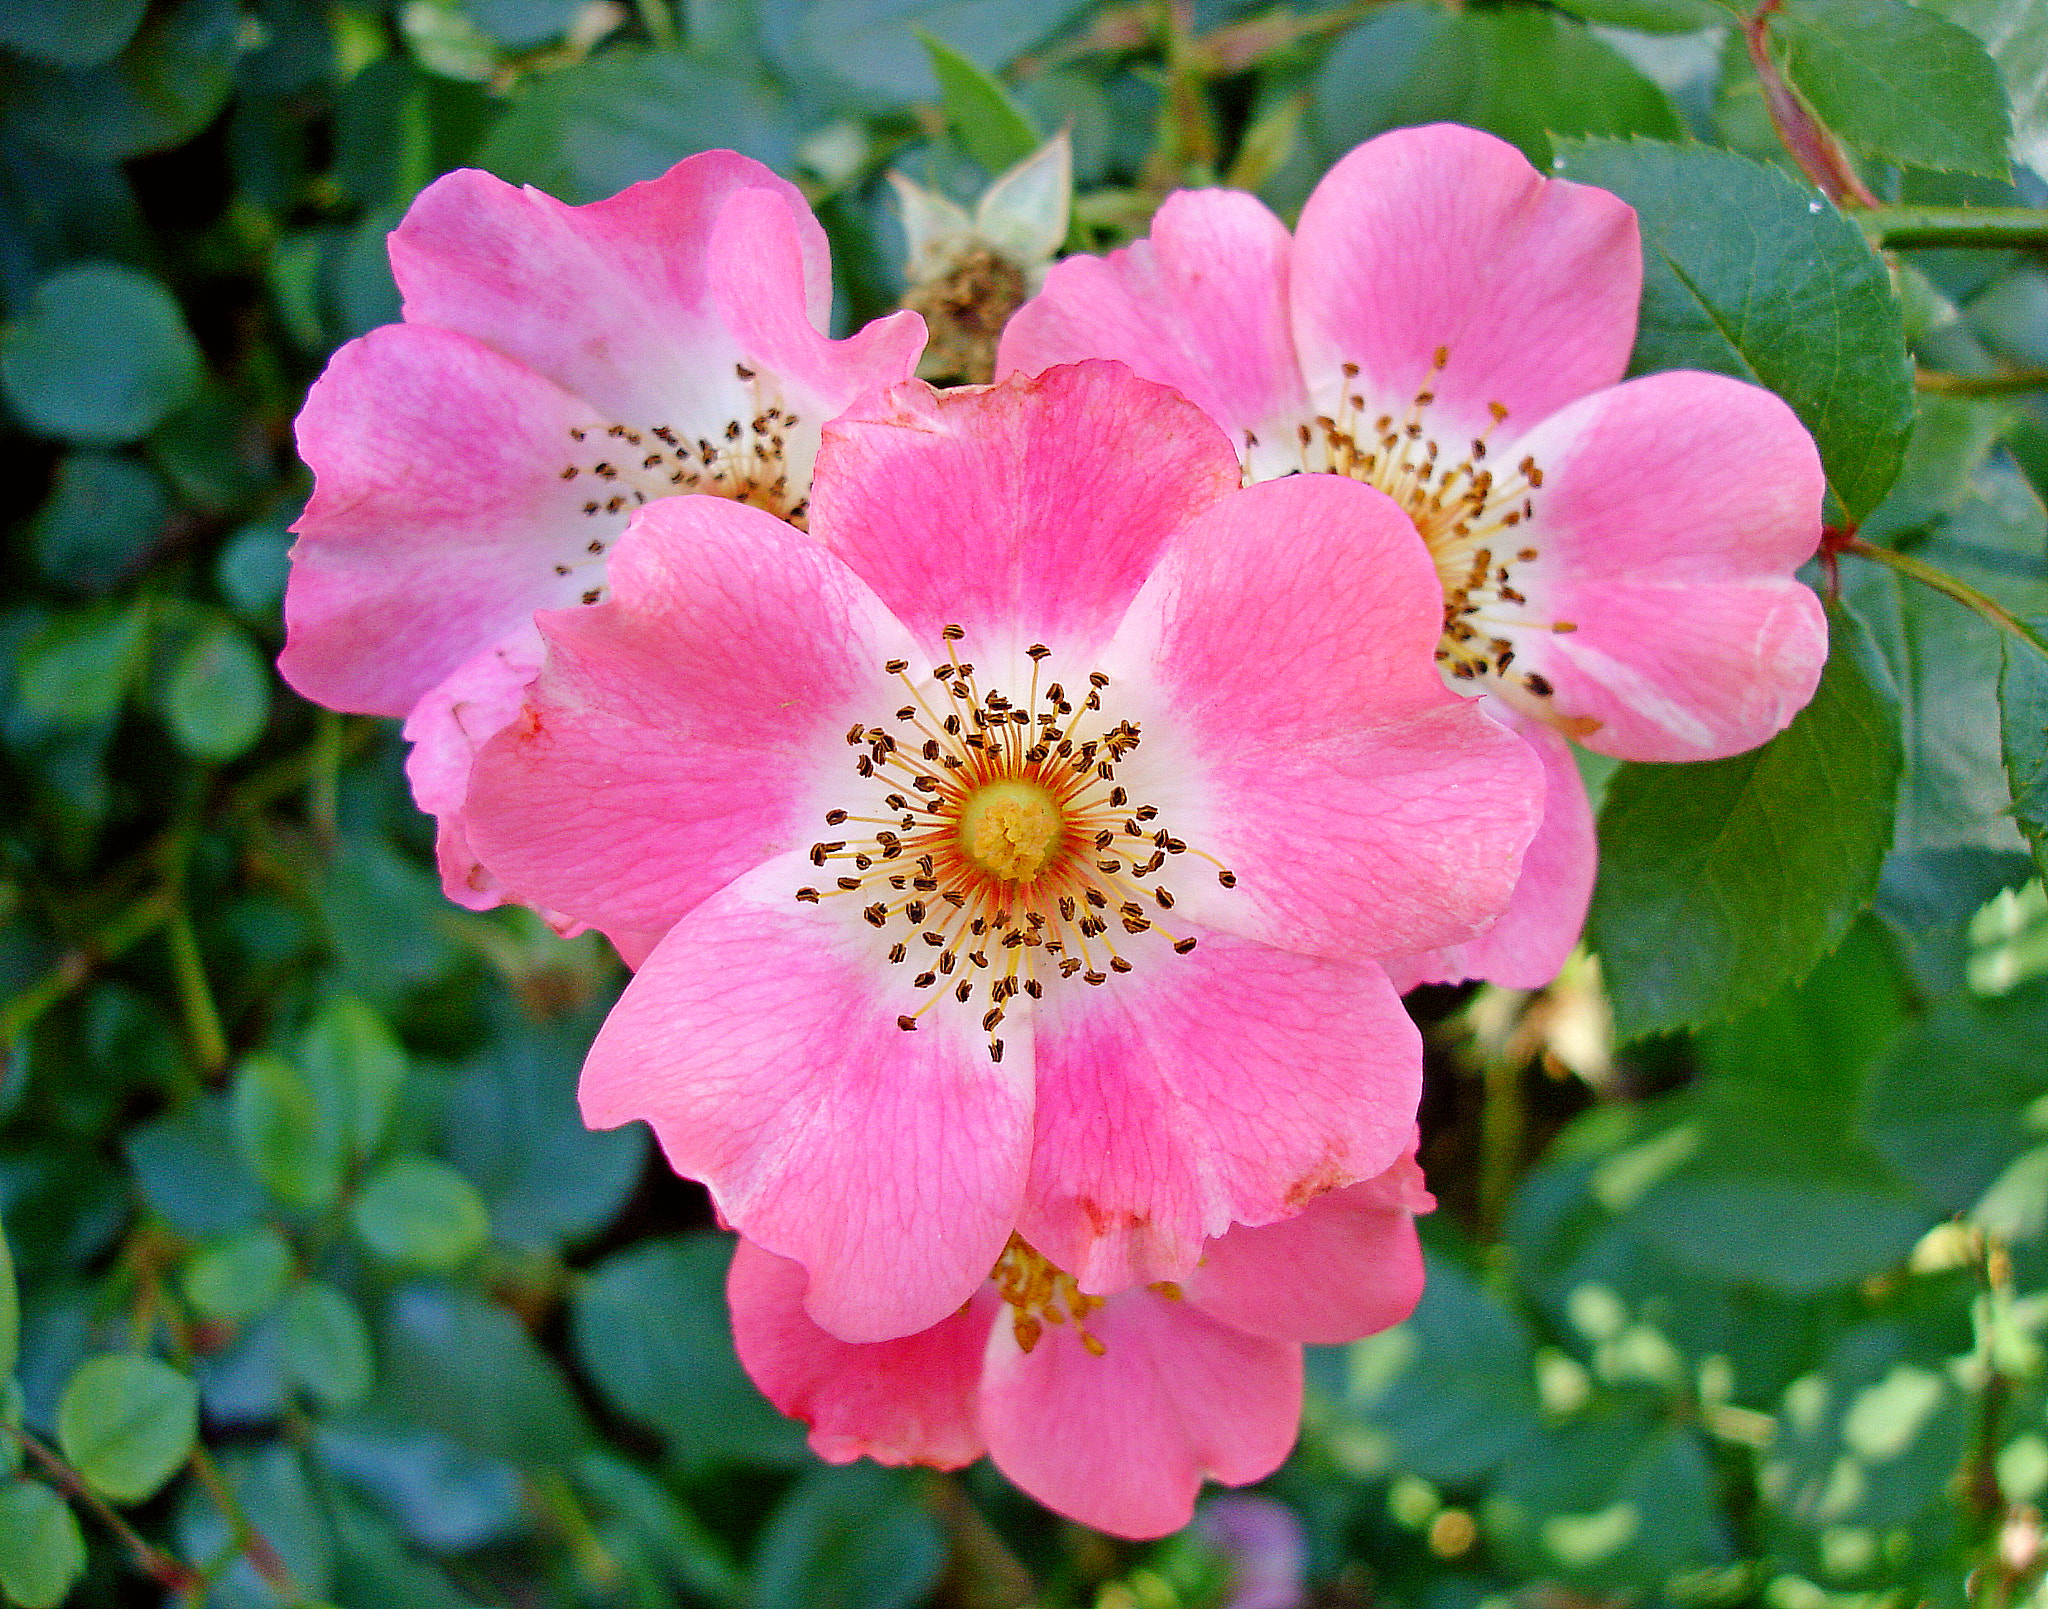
[465,495,919,936]
[998,188,1306,440]
[581,858,1034,1343]
[980,1288,1301,1539]
[1380,699,1595,991]
[1181,1154,1431,1344]
[811,362,1242,660]
[389,153,831,424]
[1290,123,1640,440]
[1018,922,1420,1293]
[1106,472,1544,961]
[282,324,623,716]
[728,1238,993,1467]
[1491,370,1827,760]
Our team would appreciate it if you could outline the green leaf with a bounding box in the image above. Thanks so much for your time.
[162,612,270,761]
[569,1236,806,1470]
[381,1285,588,1467]
[1546,0,1724,34]
[314,1421,523,1552]
[14,600,148,728]
[0,0,239,162]
[1340,1252,1543,1483]
[479,50,800,204]
[1845,514,2048,854]
[327,1493,479,1609]
[752,1464,947,1609]
[124,1097,269,1238]
[1590,606,1902,1040]
[1774,0,2012,179]
[350,1159,490,1271]
[1860,979,2048,1211]
[29,452,171,595]
[780,0,1084,103]
[55,1354,198,1504]
[1627,1089,1936,1292]
[229,1052,344,1212]
[298,997,405,1164]
[280,1283,373,1411]
[0,263,202,445]
[171,1442,336,1608]
[917,30,1039,173]
[0,0,145,68]
[1553,138,1916,519]
[180,1225,293,1325]
[1316,6,1681,172]
[0,1481,86,1609]
[2001,627,2048,879]
[1921,0,2048,179]
[1489,1417,1728,1590]
[573,1449,746,1608]
[438,1010,646,1253]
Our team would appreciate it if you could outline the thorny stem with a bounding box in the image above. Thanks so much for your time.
[1744,0,1879,209]
[1862,205,2048,251]
[1841,536,2048,661]
[188,1442,302,1602]
[1916,367,2048,398]
[8,1425,204,1595]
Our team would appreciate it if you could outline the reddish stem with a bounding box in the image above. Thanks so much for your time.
[1745,0,1879,209]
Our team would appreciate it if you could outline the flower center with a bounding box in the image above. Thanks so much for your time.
[798,625,1236,1063]
[549,362,808,606]
[958,779,1063,881]
[1244,347,1576,707]
[992,1235,1105,1356]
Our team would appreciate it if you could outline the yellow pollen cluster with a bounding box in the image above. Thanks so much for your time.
[1253,346,1577,703]
[992,1235,1105,1356]
[550,362,807,604]
[796,625,1237,1063]
[959,780,1063,881]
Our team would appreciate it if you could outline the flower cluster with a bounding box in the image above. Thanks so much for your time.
[280,128,1825,1537]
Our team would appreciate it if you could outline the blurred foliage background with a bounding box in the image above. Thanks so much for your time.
[4,0,2048,1606]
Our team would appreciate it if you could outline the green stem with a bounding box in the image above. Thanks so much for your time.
[1478,1031,1525,1243]
[1860,204,2048,251]
[630,0,678,48]
[164,904,228,1079]
[1844,537,2048,661]
[924,1474,1036,1609]
[189,1443,302,1602]
[0,888,176,1045]
[309,707,343,851]
[10,1426,204,1594]
[1917,367,2048,397]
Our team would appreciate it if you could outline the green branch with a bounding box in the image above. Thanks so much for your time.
[1860,205,2048,251]
[1917,367,2048,397]
[9,1426,203,1596]
[1844,537,2048,661]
